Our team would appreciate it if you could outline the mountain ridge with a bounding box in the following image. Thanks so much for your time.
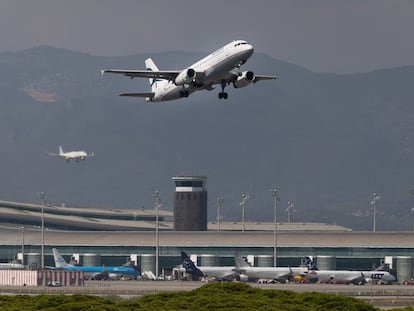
[0,46,413,230]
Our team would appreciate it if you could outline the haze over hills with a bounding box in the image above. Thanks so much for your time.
[0,46,413,231]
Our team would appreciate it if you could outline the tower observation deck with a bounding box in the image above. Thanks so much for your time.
[172,176,207,231]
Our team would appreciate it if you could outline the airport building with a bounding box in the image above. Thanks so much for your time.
[1,176,414,282]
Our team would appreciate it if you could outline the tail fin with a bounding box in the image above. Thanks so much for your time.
[53,248,72,268]
[145,58,160,92]
[58,146,64,155]
[302,256,318,270]
[180,252,204,277]
[235,255,252,268]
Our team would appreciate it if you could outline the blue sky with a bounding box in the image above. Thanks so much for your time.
[0,0,413,73]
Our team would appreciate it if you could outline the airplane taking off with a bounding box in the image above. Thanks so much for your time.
[52,248,138,280]
[101,40,277,102]
[49,146,94,162]
[180,252,239,281]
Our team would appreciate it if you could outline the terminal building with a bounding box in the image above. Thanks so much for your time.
[1,176,414,282]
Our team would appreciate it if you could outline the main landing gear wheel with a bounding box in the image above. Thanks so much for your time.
[179,90,189,98]
[218,92,228,99]
[218,80,229,99]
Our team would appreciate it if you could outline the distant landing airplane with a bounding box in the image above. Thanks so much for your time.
[101,40,277,102]
[49,146,94,162]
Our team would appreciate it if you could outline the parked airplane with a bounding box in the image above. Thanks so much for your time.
[180,252,239,281]
[234,256,307,283]
[302,257,396,285]
[101,40,277,102]
[49,146,94,162]
[0,257,25,270]
[52,248,138,280]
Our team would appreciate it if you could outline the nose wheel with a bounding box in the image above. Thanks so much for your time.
[218,80,229,100]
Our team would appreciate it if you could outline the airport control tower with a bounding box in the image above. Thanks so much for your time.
[172,176,207,231]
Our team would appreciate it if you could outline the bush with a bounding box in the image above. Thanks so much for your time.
[0,283,392,311]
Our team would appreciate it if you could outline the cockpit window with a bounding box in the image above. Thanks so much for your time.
[234,42,249,47]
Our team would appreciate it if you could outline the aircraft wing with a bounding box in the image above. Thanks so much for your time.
[101,69,180,81]
[210,72,277,86]
[346,272,366,284]
[273,270,293,282]
[119,92,155,98]
[253,75,277,82]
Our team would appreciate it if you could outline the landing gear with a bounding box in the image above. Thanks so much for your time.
[218,92,228,99]
[179,90,189,98]
[218,80,228,100]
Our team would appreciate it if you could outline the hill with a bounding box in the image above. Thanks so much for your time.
[0,46,413,230]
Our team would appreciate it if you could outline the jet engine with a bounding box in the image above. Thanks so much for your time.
[237,274,249,282]
[175,68,196,85]
[233,71,255,88]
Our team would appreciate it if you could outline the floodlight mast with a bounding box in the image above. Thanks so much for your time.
[270,188,278,267]
[240,193,249,232]
[154,191,161,278]
[38,191,45,270]
[21,226,24,266]
[216,197,223,232]
[286,201,294,223]
[371,193,380,232]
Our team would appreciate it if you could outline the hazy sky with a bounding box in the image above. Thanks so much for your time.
[0,0,413,73]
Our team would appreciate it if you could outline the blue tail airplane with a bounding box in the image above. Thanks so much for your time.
[53,248,139,280]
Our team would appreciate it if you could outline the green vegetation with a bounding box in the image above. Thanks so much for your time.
[0,283,412,310]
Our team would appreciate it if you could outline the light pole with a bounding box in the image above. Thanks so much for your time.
[240,193,249,232]
[270,188,278,267]
[286,201,294,223]
[154,191,160,279]
[216,197,223,232]
[410,189,414,231]
[370,193,380,232]
[38,191,45,270]
[21,226,24,266]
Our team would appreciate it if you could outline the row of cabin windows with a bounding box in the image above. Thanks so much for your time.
[234,42,250,47]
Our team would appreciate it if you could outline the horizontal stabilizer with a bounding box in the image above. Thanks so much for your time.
[119,93,155,98]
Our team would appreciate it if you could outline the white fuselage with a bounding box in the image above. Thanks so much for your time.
[240,266,307,281]
[195,266,237,280]
[151,41,254,102]
[305,269,395,284]
[0,263,25,270]
[61,151,88,160]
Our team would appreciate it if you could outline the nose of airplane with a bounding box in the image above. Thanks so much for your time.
[244,44,254,58]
